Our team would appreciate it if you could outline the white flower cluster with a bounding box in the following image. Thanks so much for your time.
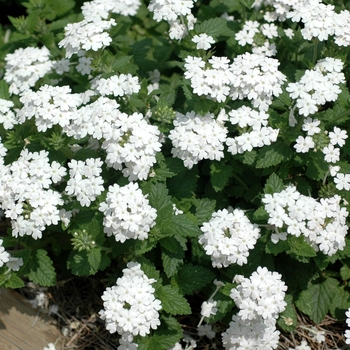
[91,73,141,97]
[222,267,287,350]
[199,208,261,268]
[102,112,162,180]
[82,0,141,19]
[99,262,161,344]
[184,53,286,109]
[0,238,10,267]
[148,0,196,39]
[235,20,278,46]
[0,149,67,239]
[230,52,286,111]
[286,0,350,45]
[18,85,84,132]
[0,99,16,130]
[287,57,345,117]
[99,182,157,243]
[226,106,279,155]
[345,307,350,344]
[4,47,53,95]
[169,111,228,169]
[59,18,116,58]
[262,185,349,256]
[65,158,104,207]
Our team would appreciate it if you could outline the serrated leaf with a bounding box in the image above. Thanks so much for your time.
[156,285,191,315]
[192,198,216,225]
[241,150,257,165]
[264,173,284,194]
[256,142,292,168]
[208,293,234,323]
[266,239,289,255]
[161,249,184,278]
[175,263,215,295]
[3,273,25,289]
[210,163,233,192]
[239,0,255,8]
[253,206,269,221]
[167,166,198,198]
[195,17,234,38]
[297,278,339,323]
[329,285,350,319]
[168,214,201,237]
[112,55,133,71]
[287,236,317,258]
[160,237,183,253]
[87,247,101,274]
[27,250,56,286]
[340,262,350,280]
[148,182,173,221]
[277,294,297,332]
[306,151,329,181]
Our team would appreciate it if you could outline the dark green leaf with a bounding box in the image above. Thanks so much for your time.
[27,250,56,286]
[277,294,297,332]
[195,18,234,38]
[210,163,233,192]
[264,173,284,194]
[256,142,292,168]
[168,214,201,238]
[161,249,184,278]
[192,198,216,225]
[156,285,191,315]
[175,263,215,295]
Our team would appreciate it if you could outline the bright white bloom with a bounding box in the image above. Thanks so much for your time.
[99,262,161,339]
[200,299,217,317]
[192,34,215,50]
[82,0,141,19]
[99,182,157,243]
[235,20,260,46]
[302,118,321,136]
[262,186,349,256]
[91,74,141,96]
[0,239,10,267]
[0,99,17,129]
[6,257,23,271]
[287,58,345,117]
[169,111,228,169]
[230,266,287,321]
[199,208,260,268]
[329,126,348,147]
[197,324,215,339]
[308,326,325,343]
[0,149,66,239]
[334,173,350,191]
[294,135,315,153]
[222,314,281,350]
[59,18,116,58]
[18,85,84,132]
[43,343,56,350]
[322,144,340,163]
[65,158,104,207]
[148,0,195,22]
[4,46,53,95]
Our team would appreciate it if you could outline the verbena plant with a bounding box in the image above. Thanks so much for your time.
[0,0,350,348]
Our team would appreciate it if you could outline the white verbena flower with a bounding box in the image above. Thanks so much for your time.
[99,182,157,243]
[192,34,215,50]
[99,262,161,339]
[197,324,216,339]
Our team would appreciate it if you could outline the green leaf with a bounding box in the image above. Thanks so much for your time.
[156,285,191,315]
[87,247,102,274]
[195,18,234,38]
[210,163,233,192]
[296,277,340,323]
[161,249,184,278]
[253,206,269,221]
[340,261,350,281]
[148,182,173,221]
[329,285,350,319]
[306,151,329,181]
[266,239,289,255]
[174,263,215,295]
[287,236,317,258]
[239,0,255,8]
[27,250,56,287]
[112,55,133,71]
[256,142,292,168]
[263,173,284,194]
[160,237,184,254]
[168,214,201,237]
[192,198,216,225]
[0,81,10,100]
[241,150,257,165]
[0,271,24,289]
[277,294,297,332]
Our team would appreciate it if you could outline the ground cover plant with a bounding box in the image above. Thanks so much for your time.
[0,0,350,349]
